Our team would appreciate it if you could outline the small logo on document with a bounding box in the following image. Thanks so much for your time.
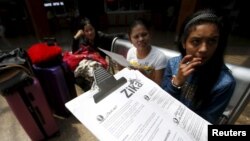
[144,95,150,101]
[173,117,179,124]
[96,115,105,123]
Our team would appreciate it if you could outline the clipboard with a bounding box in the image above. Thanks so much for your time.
[65,68,211,141]
[93,66,127,103]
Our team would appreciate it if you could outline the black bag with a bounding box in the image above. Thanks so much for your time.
[0,48,33,94]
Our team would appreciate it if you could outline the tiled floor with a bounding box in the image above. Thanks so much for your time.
[0,27,250,141]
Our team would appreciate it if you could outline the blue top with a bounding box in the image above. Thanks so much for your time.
[161,56,236,123]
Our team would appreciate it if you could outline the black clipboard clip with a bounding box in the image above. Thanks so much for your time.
[93,67,127,103]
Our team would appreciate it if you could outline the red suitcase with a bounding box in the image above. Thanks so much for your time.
[33,62,77,117]
[4,77,59,141]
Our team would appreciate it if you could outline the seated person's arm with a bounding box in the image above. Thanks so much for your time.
[74,29,84,39]
[72,30,84,53]
[152,69,165,85]
[137,67,164,85]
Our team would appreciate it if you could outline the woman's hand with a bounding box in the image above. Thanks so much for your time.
[174,55,202,86]
[74,30,84,39]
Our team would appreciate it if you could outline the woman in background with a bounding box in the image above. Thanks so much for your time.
[70,17,126,91]
[127,18,167,85]
[72,17,126,57]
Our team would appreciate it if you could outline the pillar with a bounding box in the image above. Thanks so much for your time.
[25,0,50,40]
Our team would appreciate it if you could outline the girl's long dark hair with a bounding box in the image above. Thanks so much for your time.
[177,9,228,109]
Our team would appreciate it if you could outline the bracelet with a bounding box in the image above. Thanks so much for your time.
[171,75,182,89]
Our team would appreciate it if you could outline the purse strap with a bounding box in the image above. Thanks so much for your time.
[0,64,32,75]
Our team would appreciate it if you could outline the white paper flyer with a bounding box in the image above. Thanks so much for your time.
[65,68,211,141]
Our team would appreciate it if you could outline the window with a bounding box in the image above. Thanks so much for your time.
[43,1,66,15]
[44,1,64,7]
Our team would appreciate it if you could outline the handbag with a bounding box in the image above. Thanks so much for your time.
[63,45,108,71]
[63,50,88,71]
[0,48,33,94]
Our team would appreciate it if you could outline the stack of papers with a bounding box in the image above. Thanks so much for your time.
[66,68,210,141]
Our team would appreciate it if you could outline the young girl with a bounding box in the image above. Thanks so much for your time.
[161,9,236,124]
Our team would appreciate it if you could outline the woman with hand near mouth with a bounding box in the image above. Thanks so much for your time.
[161,9,236,124]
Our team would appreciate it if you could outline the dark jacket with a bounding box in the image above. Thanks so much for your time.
[161,56,236,123]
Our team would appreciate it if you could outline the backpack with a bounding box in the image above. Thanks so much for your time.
[0,48,33,94]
